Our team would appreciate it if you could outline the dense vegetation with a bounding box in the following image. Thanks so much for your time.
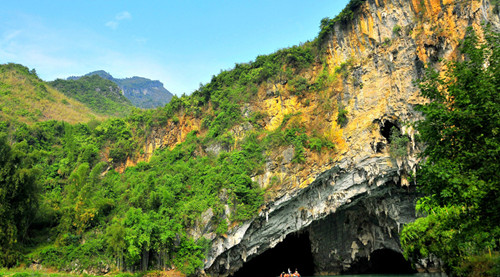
[0,133,38,267]
[317,0,366,46]
[2,1,496,276]
[400,29,500,276]
[50,75,134,117]
[0,32,339,274]
[0,117,263,273]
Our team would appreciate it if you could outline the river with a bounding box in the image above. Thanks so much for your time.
[302,273,447,277]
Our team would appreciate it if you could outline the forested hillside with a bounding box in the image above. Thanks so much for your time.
[0,0,498,276]
[0,37,341,275]
[50,75,134,117]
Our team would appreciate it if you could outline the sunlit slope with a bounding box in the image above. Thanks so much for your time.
[0,63,103,124]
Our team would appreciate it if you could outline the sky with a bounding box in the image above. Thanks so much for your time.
[1,1,350,95]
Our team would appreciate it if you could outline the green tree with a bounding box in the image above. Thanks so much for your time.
[106,219,126,270]
[401,29,500,276]
[0,133,38,267]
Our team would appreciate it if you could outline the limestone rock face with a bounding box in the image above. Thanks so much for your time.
[205,156,418,276]
[108,0,498,274]
[199,0,498,276]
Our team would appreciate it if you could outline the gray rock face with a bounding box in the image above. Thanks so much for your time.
[204,156,417,276]
[309,184,416,274]
[118,77,173,109]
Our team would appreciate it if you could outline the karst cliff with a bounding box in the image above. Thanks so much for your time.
[197,0,498,275]
[2,0,499,274]
[118,0,499,275]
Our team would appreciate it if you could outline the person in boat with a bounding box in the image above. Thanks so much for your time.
[280,271,285,277]
[292,269,300,277]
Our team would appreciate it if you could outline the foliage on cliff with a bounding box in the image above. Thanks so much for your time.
[5,0,482,272]
[317,0,366,46]
[49,75,134,117]
[400,29,500,276]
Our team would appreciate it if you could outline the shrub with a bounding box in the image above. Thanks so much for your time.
[334,58,353,77]
[389,127,409,158]
[12,273,30,277]
[458,252,500,277]
[393,25,402,36]
[337,106,348,127]
[289,77,309,96]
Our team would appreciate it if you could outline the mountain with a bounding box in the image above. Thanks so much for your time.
[0,63,103,125]
[49,75,134,117]
[69,70,174,109]
[1,0,498,276]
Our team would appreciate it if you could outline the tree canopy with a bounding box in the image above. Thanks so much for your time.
[401,28,500,276]
[0,133,38,267]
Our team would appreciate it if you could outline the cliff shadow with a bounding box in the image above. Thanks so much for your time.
[348,248,415,274]
[231,231,314,277]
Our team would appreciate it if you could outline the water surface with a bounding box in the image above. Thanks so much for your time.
[301,273,447,277]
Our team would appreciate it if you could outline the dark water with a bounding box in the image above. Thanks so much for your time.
[268,271,447,277]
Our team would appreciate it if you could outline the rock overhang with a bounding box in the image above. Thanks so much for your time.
[204,155,418,276]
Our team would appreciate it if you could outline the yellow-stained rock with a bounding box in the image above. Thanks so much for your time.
[116,0,495,204]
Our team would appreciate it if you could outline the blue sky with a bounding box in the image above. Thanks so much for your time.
[1,1,350,95]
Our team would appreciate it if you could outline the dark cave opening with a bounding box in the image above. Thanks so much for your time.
[231,232,314,277]
[370,248,416,274]
[348,248,416,274]
[380,120,398,143]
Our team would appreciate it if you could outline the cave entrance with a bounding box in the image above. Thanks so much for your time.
[348,248,415,274]
[380,120,398,143]
[370,248,415,274]
[231,232,314,277]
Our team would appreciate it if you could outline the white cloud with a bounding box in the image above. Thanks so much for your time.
[105,11,131,30]
[105,21,119,30]
[134,36,148,44]
[0,12,187,95]
[1,30,22,43]
[115,11,131,21]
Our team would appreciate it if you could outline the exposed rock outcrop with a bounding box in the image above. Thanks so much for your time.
[197,0,498,276]
[103,0,498,275]
[205,156,418,276]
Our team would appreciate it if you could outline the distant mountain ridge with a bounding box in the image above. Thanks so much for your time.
[69,70,173,109]
[50,74,134,117]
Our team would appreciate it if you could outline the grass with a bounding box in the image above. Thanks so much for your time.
[0,63,104,124]
[0,269,185,277]
[0,268,76,277]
